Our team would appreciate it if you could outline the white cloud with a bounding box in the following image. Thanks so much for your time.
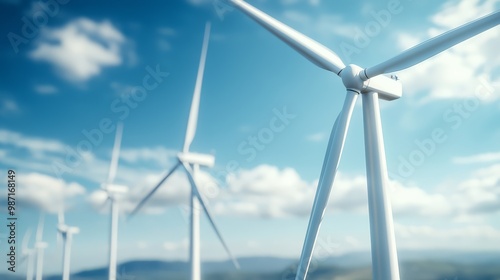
[158,39,172,52]
[13,172,86,213]
[34,84,58,95]
[0,98,20,115]
[157,27,176,37]
[157,27,175,52]
[110,82,134,97]
[211,165,454,218]
[282,10,359,39]
[2,130,498,226]
[452,163,500,215]
[214,165,316,218]
[390,180,453,217]
[30,18,126,81]
[395,0,500,102]
[163,238,188,251]
[453,151,500,164]
[306,132,327,142]
[281,0,321,6]
[396,223,500,251]
[120,146,178,167]
[120,169,195,215]
[186,0,210,6]
[0,129,150,187]
[0,129,66,154]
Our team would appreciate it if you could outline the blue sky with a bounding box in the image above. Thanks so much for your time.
[1,0,500,275]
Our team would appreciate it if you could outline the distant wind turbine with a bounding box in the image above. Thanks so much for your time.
[21,229,35,280]
[57,206,80,280]
[101,122,128,280]
[34,214,47,280]
[226,1,500,279]
[128,22,240,280]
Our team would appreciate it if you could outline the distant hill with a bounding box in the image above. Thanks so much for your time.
[2,251,499,280]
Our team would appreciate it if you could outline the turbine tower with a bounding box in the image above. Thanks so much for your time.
[102,122,128,280]
[129,22,239,280]
[225,1,500,279]
[57,207,80,280]
[34,214,47,280]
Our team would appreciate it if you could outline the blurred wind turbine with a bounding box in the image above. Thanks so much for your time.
[57,207,79,280]
[128,22,239,280]
[34,214,47,280]
[227,1,500,279]
[21,229,35,280]
[101,122,128,280]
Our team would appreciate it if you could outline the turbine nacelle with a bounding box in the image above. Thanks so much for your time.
[58,225,80,235]
[340,64,402,101]
[102,183,129,195]
[177,152,215,168]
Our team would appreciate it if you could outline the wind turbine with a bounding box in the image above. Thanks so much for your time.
[57,207,80,280]
[21,229,35,280]
[101,122,128,280]
[128,22,240,280]
[34,214,47,280]
[225,1,500,279]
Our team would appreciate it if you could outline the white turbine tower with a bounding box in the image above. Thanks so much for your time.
[226,1,500,279]
[102,122,128,280]
[57,207,80,280]
[21,229,35,280]
[128,22,240,280]
[34,214,47,280]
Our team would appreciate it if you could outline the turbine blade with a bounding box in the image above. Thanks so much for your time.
[99,195,112,212]
[19,254,28,265]
[182,163,240,269]
[364,11,500,79]
[128,161,181,219]
[106,122,124,186]
[22,229,33,254]
[183,22,211,153]
[36,213,45,243]
[295,90,358,280]
[230,0,345,75]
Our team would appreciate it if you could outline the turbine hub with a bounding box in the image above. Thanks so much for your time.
[340,64,364,92]
[177,152,215,168]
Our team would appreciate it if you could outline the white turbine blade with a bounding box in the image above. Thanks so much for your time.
[183,22,211,153]
[364,11,500,79]
[19,254,28,265]
[128,161,182,219]
[35,213,45,243]
[106,122,124,186]
[182,163,240,269]
[99,195,112,212]
[230,0,345,75]
[295,90,358,280]
[22,229,33,254]
[57,231,63,247]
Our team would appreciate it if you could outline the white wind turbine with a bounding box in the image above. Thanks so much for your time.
[128,22,239,280]
[226,1,500,279]
[34,214,47,280]
[101,122,128,280]
[57,206,80,280]
[21,229,35,280]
